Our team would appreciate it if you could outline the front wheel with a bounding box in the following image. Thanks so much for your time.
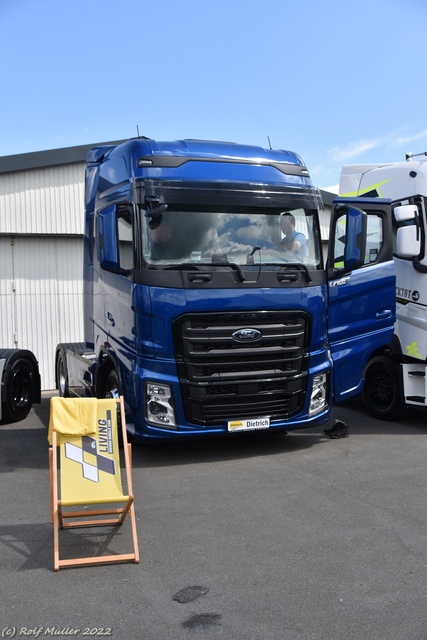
[362,356,404,420]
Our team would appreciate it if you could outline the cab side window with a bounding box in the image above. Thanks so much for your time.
[117,206,133,270]
[364,214,383,264]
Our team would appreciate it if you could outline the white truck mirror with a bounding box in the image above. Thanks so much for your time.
[396,225,420,257]
[394,204,418,222]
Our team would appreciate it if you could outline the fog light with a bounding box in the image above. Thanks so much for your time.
[145,382,177,428]
[309,373,327,416]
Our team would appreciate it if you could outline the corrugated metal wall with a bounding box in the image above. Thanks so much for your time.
[0,236,84,390]
[0,161,85,390]
[0,163,85,234]
[0,239,15,343]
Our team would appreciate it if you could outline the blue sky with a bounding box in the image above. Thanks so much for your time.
[1,0,426,191]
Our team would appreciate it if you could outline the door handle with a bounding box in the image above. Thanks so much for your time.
[375,309,392,320]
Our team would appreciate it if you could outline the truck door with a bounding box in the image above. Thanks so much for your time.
[327,198,395,402]
[95,203,136,369]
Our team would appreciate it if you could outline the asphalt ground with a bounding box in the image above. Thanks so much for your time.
[1,392,426,640]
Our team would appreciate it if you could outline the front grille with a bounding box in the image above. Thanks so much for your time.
[173,310,311,426]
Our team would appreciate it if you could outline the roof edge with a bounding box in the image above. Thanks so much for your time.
[0,140,127,174]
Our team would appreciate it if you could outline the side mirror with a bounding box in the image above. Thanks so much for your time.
[394,204,418,222]
[342,205,367,271]
[97,205,120,272]
[145,203,168,230]
[394,204,420,258]
[396,226,420,258]
[329,204,367,274]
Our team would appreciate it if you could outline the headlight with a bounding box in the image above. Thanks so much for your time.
[145,382,177,428]
[309,373,327,416]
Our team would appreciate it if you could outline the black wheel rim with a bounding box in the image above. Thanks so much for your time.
[11,369,31,409]
[370,371,394,411]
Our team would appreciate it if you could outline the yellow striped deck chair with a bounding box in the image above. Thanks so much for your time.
[49,396,139,570]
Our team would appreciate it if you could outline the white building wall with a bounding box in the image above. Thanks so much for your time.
[0,163,85,235]
[0,239,15,345]
[0,236,83,390]
[0,160,86,390]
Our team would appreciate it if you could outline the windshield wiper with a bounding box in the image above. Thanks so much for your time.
[210,262,246,281]
[280,263,312,282]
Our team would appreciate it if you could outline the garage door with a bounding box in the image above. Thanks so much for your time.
[0,236,83,390]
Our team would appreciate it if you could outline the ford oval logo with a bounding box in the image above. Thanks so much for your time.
[232,328,262,342]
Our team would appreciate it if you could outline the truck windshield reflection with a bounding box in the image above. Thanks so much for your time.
[143,207,321,268]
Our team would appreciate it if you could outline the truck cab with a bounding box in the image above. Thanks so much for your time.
[56,138,396,440]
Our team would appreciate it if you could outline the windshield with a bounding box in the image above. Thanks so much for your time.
[142,205,322,269]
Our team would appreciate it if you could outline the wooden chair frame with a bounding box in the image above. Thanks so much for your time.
[49,396,139,570]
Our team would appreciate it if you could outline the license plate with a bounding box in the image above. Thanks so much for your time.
[227,417,270,432]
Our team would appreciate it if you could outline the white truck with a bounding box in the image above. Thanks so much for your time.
[339,151,427,419]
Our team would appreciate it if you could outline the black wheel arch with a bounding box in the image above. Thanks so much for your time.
[366,334,403,364]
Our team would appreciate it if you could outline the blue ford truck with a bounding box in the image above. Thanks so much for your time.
[55,138,396,441]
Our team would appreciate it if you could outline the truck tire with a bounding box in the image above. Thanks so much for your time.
[1,354,37,422]
[56,348,69,397]
[362,356,404,420]
[105,368,120,400]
